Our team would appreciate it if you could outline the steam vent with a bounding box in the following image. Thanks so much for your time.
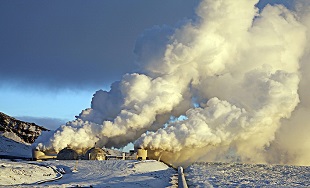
[85,147,106,160]
[57,146,79,160]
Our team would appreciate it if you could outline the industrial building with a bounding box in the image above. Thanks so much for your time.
[57,146,79,160]
[84,147,106,160]
[32,147,148,161]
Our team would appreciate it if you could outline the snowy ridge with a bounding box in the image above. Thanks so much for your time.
[185,162,310,187]
[0,112,48,144]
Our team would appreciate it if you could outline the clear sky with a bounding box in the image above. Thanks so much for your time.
[0,0,291,130]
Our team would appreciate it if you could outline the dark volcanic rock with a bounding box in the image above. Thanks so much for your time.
[0,112,49,144]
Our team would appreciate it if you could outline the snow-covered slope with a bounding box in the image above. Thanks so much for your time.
[185,162,310,187]
[0,160,177,187]
[0,135,32,158]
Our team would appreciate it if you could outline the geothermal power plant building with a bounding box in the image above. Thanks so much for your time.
[32,147,148,161]
[136,148,148,160]
[85,147,106,160]
[57,146,79,160]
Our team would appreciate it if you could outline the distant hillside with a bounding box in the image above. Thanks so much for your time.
[0,112,49,144]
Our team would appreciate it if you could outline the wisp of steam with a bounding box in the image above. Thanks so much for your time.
[35,0,310,167]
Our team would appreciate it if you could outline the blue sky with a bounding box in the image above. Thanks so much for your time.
[0,0,291,130]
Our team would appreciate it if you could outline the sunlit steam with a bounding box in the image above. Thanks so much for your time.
[35,0,310,167]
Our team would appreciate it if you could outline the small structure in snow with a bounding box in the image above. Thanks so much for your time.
[57,146,78,160]
[136,148,148,160]
[32,148,57,160]
[85,147,106,160]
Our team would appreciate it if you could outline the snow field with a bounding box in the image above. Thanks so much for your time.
[0,160,57,185]
[185,162,310,187]
[0,159,177,187]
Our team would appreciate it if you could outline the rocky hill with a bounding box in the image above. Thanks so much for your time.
[0,112,49,144]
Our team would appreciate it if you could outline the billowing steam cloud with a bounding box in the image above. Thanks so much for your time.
[36,0,310,167]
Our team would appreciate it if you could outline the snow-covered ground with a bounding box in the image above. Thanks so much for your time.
[0,159,177,187]
[0,160,58,185]
[185,162,310,187]
[0,136,178,187]
[2,135,310,187]
[0,135,32,158]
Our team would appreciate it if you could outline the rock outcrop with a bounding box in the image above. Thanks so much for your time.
[0,112,49,144]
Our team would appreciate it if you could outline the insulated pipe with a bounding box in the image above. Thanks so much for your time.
[32,149,46,160]
[178,166,188,188]
[32,149,57,160]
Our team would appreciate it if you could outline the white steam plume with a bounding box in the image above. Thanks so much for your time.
[36,0,310,167]
[136,0,308,166]
[266,0,310,166]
